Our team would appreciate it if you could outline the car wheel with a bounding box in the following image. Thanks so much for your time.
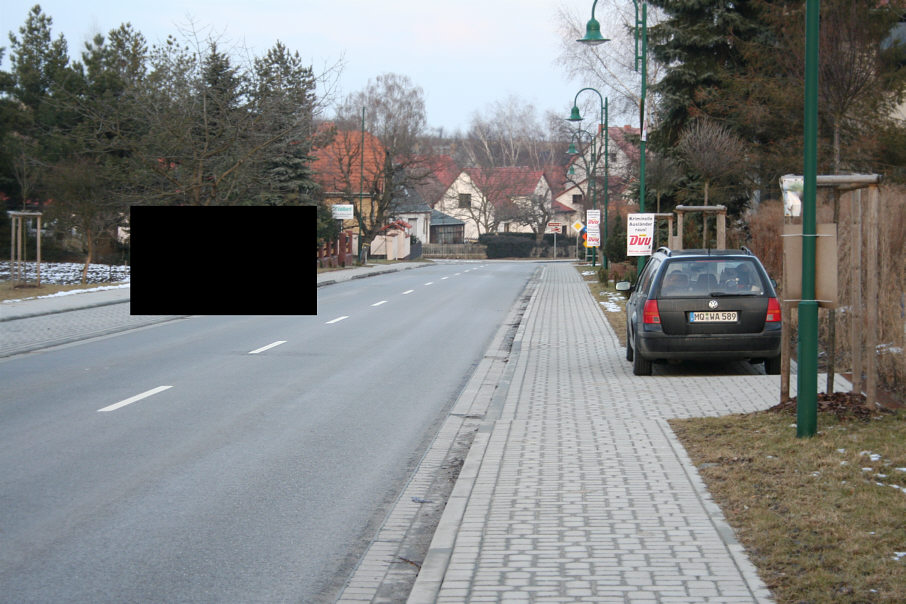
[764,355,781,375]
[632,335,652,376]
[625,326,634,361]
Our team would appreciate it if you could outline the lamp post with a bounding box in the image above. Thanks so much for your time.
[567,88,609,268]
[578,0,647,275]
[797,0,820,438]
[567,128,597,264]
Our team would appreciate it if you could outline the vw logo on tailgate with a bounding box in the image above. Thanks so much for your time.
[708,299,719,309]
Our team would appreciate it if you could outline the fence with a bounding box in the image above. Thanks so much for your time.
[422,242,586,260]
[422,243,487,259]
[317,232,353,268]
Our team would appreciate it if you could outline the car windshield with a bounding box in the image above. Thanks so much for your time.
[659,258,766,297]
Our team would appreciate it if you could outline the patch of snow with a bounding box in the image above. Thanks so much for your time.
[1,261,130,303]
[1,261,129,285]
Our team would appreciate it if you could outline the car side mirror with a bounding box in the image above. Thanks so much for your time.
[615,281,632,292]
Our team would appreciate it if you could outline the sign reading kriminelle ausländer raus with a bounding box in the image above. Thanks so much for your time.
[627,213,656,257]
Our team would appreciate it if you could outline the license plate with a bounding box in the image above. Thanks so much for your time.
[689,311,738,323]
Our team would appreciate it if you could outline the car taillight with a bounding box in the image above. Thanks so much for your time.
[766,297,782,322]
[643,299,661,324]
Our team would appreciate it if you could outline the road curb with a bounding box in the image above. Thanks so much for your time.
[405,268,540,604]
[337,266,539,603]
[0,298,127,322]
[317,262,433,288]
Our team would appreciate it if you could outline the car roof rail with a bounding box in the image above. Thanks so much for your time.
[655,246,672,256]
[741,246,754,256]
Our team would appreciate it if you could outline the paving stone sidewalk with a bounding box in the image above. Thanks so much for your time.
[410,262,777,603]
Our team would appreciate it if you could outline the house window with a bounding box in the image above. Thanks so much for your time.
[572,194,584,207]
[458,193,471,209]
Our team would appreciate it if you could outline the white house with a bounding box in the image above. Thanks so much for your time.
[435,167,559,241]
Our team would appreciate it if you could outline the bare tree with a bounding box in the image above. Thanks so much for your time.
[677,118,746,206]
[513,193,555,245]
[764,0,904,178]
[335,73,430,254]
[677,118,747,246]
[463,96,546,169]
[555,0,665,128]
[645,152,683,214]
[43,158,125,282]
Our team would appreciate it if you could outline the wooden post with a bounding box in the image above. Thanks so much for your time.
[865,186,879,408]
[850,190,863,397]
[716,208,726,249]
[781,302,793,404]
[9,214,13,281]
[17,215,24,282]
[36,215,42,285]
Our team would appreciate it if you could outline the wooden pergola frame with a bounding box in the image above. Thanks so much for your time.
[779,174,882,407]
[8,211,43,286]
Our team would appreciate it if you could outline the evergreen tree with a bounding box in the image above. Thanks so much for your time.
[248,41,320,205]
[5,5,79,206]
[647,0,766,150]
[605,213,627,265]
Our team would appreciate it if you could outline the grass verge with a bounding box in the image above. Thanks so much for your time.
[671,409,906,603]
[574,261,906,603]
[0,281,124,303]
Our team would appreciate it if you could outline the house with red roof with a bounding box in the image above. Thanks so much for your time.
[434,166,568,241]
[556,125,640,219]
[410,155,461,208]
[311,123,387,234]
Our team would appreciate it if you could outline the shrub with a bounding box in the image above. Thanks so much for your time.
[484,235,536,258]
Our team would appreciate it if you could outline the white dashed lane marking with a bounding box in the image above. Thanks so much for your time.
[249,341,287,354]
[98,386,173,413]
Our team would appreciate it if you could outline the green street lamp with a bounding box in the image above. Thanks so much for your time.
[579,0,647,276]
[565,127,598,266]
[797,0,820,438]
[577,8,608,45]
[566,88,609,268]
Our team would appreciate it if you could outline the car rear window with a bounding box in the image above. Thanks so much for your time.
[658,258,766,297]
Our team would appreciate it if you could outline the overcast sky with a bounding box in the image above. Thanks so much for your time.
[2,0,583,134]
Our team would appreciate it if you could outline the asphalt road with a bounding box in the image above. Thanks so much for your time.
[0,261,538,603]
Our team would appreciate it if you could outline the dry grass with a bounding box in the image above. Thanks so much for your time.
[671,410,906,604]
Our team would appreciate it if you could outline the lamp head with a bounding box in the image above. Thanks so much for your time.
[577,18,608,45]
[567,142,579,155]
[567,106,583,122]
